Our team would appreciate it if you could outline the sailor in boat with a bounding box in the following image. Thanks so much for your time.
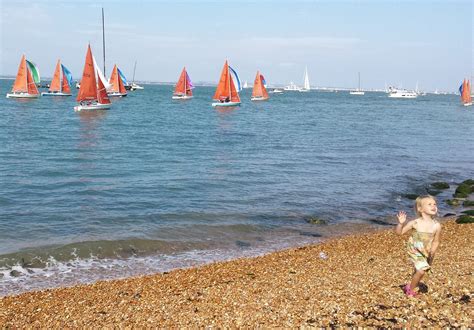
[220,96,230,103]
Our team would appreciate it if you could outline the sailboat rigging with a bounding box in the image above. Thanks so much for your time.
[350,72,365,95]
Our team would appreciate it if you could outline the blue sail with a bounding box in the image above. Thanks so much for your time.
[459,82,464,95]
[117,68,128,85]
[61,64,73,87]
[229,66,242,92]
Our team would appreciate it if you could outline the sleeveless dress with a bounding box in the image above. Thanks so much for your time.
[406,221,436,271]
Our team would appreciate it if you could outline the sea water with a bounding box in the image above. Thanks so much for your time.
[1,80,473,296]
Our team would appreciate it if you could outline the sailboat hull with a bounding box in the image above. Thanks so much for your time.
[463,102,473,106]
[74,102,111,112]
[41,92,72,96]
[212,101,241,107]
[251,96,268,101]
[350,91,365,95]
[107,92,127,98]
[6,92,40,99]
[172,95,193,100]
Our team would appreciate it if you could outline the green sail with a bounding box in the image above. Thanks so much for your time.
[26,60,41,84]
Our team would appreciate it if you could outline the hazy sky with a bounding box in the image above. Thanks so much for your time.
[1,0,472,91]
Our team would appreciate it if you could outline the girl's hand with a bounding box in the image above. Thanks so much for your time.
[397,211,407,224]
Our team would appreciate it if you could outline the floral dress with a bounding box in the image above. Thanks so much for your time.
[407,221,436,271]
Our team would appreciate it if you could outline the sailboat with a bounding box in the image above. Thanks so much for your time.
[108,64,127,97]
[41,59,73,96]
[172,67,193,99]
[211,60,241,107]
[129,61,144,90]
[6,55,40,98]
[299,66,310,92]
[251,71,269,101]
[74,45,111,111]
[459,78,472,106]
[350,72,365,95]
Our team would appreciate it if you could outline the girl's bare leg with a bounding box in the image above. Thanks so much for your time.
[409,269,425,290]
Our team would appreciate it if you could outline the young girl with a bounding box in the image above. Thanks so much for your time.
[396,195,442,297]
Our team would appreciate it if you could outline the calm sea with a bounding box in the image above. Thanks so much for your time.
[1,80,473,296]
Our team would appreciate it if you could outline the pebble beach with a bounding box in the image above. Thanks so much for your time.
[1,219,472,327]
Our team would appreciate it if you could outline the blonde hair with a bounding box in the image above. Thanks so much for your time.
[414,195,436,218]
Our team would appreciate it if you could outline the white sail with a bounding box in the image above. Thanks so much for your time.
[303,67,310,90]
[92,55,111,90]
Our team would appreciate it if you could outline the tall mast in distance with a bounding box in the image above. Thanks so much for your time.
[102,7,106,78]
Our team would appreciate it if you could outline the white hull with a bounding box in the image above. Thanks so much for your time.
[107,92,127,98]
[130,83,144,90]
[388,94,417,99]
[299,88,310,92]
[270,89,283,94]
[41,92,72,96]
[463,102,473,106]
[172,95,193,100]
[350,91,365,95]
[212,101,241,107]
[74,102,111,112]
[251,96,268,101]
[6,92,40,99]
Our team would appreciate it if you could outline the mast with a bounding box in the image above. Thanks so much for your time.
[132,60,137,83]
[102,7,106,78]
[358,72,361,91]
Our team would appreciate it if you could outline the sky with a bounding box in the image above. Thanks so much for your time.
[0,0,472,91]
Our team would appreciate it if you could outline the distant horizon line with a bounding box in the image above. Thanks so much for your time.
[0,76,458,94]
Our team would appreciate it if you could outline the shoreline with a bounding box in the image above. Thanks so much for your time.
[1,219,471,327]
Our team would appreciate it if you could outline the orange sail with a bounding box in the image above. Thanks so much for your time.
[97,75,111,104]
[61,65,72,94]
[461,79,470,104]
[466,80,472,104]
[77,45,100,102]
[174,67,193,96]
[11,55,28,93]
[26,67,39,95]
[213,60,240,103]
[49,60,62,92]
[251,71,269,99]
[109,64,127,95]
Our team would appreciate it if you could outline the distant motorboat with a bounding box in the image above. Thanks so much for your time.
[388,87,417,99]
[270,88,283,94]
[284,81,301,91]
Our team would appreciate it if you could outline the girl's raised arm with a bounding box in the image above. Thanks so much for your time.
[395,211,414,235]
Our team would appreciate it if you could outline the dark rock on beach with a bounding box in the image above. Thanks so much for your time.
[455,215,474,224]
[430,182,450,190]
[463,200,474,207]
[306,217,328,225]
[403,194,419,200]
[445,199,462,207]
[461,210,474,216]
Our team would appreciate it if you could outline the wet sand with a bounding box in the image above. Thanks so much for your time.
[0,219,472,327]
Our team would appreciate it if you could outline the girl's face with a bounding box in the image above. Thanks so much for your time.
[418,198,438,216]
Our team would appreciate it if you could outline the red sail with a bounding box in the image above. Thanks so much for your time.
[467,80,472,104]
[49,60,61,92]
[213,60,240,102]
[174,68,187,95]
[61,65,71,94]
[97,75,111,104]
[77,45,98,102]
[11,55,28,93]
[118,69,127,94]
[251,71,269,99]
[26,65,39,95]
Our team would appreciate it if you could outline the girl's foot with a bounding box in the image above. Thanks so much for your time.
[404,284,418,297]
